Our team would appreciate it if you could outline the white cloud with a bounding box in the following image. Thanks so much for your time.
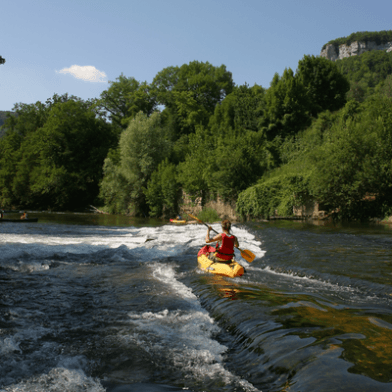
[57,65,107,82]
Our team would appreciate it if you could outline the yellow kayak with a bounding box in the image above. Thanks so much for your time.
[197,253,245,278]
[170,219,187,224]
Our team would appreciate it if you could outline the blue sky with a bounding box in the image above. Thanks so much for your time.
[1,0,391,111]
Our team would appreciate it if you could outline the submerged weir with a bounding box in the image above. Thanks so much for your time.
[1,214,392,391]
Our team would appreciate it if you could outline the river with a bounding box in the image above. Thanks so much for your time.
[1,213,392,392]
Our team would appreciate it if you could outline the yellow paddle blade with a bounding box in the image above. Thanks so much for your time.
[239,248,255,263]
[187,213,201,223]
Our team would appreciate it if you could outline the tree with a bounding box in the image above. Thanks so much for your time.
[99,111,172,215]
[307,96,392,220]
[152,61,234,136]
[379,74,392,98]
[209,83,265,134]
[260,55,349,148]
[206,128,267,200]
[99,74,157,131]
[177,126,212,203]
[0,131,22,206]
[0,56,5,65]
[144,159,179,217]
[296,55,350,116]
[262,68,310,141]
[0,96,117,210]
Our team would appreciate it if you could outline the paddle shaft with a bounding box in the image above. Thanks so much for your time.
[190,214,245,252]
[201,220,219,235]
[187,213,255,262]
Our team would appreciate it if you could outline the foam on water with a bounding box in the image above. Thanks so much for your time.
[1,367,105,392]
[0,337,21,355]
[0,222,265,266]
[151,263,198,301]
[125,262,261,391]
[0,221,265,392]
[125,308,259,391]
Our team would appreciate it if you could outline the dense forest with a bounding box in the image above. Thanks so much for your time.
[1,32,392,221]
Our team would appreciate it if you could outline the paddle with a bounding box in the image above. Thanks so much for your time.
[188,213,255,263]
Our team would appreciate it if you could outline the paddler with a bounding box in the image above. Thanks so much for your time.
[20,211,28,220]
[205,219,239,264]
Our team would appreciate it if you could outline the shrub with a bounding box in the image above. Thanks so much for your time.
[197,208,220,223]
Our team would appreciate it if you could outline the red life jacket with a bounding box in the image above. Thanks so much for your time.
[216,233,235,261]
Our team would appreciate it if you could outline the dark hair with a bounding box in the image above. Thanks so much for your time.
[221,219,231,232]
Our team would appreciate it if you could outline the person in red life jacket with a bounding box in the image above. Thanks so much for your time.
[205,219,239,263]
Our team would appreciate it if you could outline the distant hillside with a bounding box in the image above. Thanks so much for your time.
[333,46,392,102]
[321,30,392,61]
[322,31,392,50]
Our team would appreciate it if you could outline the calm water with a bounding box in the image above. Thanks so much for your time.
[1,213,392,392]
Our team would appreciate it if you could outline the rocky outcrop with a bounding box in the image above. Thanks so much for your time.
[321,41,392,61]
[180,191,239,221]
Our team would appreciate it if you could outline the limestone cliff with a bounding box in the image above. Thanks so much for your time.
[321,40,392,61]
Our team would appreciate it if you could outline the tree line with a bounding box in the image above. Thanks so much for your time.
[1,49,392,221]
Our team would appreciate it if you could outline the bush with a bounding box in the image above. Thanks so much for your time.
[197,208,220,223]
[236,174,311,219]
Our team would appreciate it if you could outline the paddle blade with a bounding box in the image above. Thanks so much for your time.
[239,248,255,263]
[187,213,201,223]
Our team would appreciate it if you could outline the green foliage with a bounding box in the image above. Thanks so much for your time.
[206,128,267,200]
[0,95,117,210]
[237,174,310,219]
[175,55,350,208]
[279,110,338,164]
[99,111,172,215]
[0,111,12,131]
[262,68,310,141]
[197,207,220,223]
[0,56,5,65]
[177,124,267,204]
[379,74,392,98]
[0,131,23,206]
[261,56,349,146]
[99,74,157,131]
[296,55,350,115]
[3,48,392,221]
[209,83,265,133]
[336,50,392,101]
[152,61,234,136]
[98,157,129,214]
[322,30,392,50]
[177,126,211,202]
[256,96,392,222]
[308,96,392,220]
[144,159,179,217]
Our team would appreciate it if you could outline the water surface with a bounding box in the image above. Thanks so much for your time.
[1,214,392,391]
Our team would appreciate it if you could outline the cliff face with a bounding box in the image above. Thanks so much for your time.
[320,41,392,61]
